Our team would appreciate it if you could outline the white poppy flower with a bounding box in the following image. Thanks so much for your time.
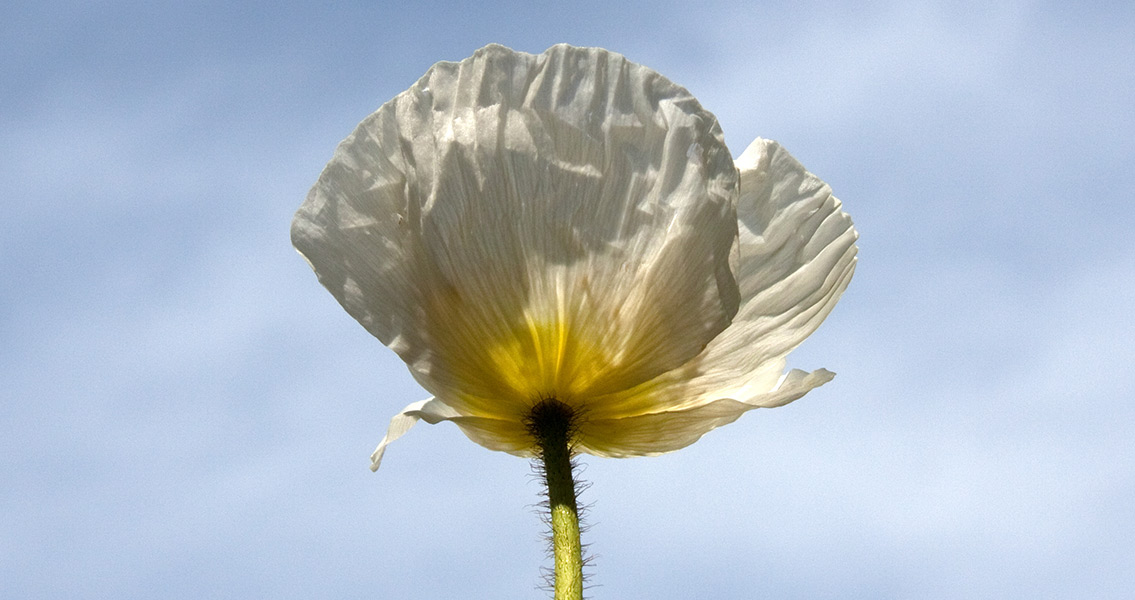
[292,44,858,471]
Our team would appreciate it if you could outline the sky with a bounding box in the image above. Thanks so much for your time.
[2,1,1133,598]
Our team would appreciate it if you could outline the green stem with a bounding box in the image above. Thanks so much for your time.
[529,400,584,600]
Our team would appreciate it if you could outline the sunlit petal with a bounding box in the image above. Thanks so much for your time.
[572,139,857,453]
[293,44,740,431]
[577,369,834,457]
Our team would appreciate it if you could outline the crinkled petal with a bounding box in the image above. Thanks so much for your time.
[722,138,858,370]
[294,44,740,436]
[573,139,857,453]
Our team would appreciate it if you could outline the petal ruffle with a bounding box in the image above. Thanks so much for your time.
[294,44,741,429]
[573,139,857,452]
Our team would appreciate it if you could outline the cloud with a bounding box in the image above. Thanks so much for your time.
[3,2,1133,598]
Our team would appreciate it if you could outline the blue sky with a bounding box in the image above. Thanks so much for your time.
[3,1,1133,598]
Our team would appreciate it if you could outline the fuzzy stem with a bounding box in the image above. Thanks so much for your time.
[530,400,583,600]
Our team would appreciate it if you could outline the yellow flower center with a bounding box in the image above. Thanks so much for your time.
[482,319,609,408]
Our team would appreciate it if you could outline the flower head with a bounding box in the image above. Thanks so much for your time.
[292,44,858,470]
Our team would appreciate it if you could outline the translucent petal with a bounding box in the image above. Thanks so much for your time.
[577,369,834,457]
[572,139,857,453]
[293,44,740,432]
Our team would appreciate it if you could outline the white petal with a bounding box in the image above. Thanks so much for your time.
[577,368,834,457]
[369,398,449,471]
[573,139,856,452]
[724,137,858,367]
[294,44,740,431]
[674,138,856,404]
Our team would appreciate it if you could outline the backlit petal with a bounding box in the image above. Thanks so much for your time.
[294,44,741,437]
[572,139,857,453]
[577,369,834,457]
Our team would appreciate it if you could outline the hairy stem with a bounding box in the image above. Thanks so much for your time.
[529,399,583,600]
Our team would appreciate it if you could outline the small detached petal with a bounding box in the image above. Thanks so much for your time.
[293,44,858,467]
[369,397,527,471]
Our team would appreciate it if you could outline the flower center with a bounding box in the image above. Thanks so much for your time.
[482,319,610,407]
[524,397,577,445]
